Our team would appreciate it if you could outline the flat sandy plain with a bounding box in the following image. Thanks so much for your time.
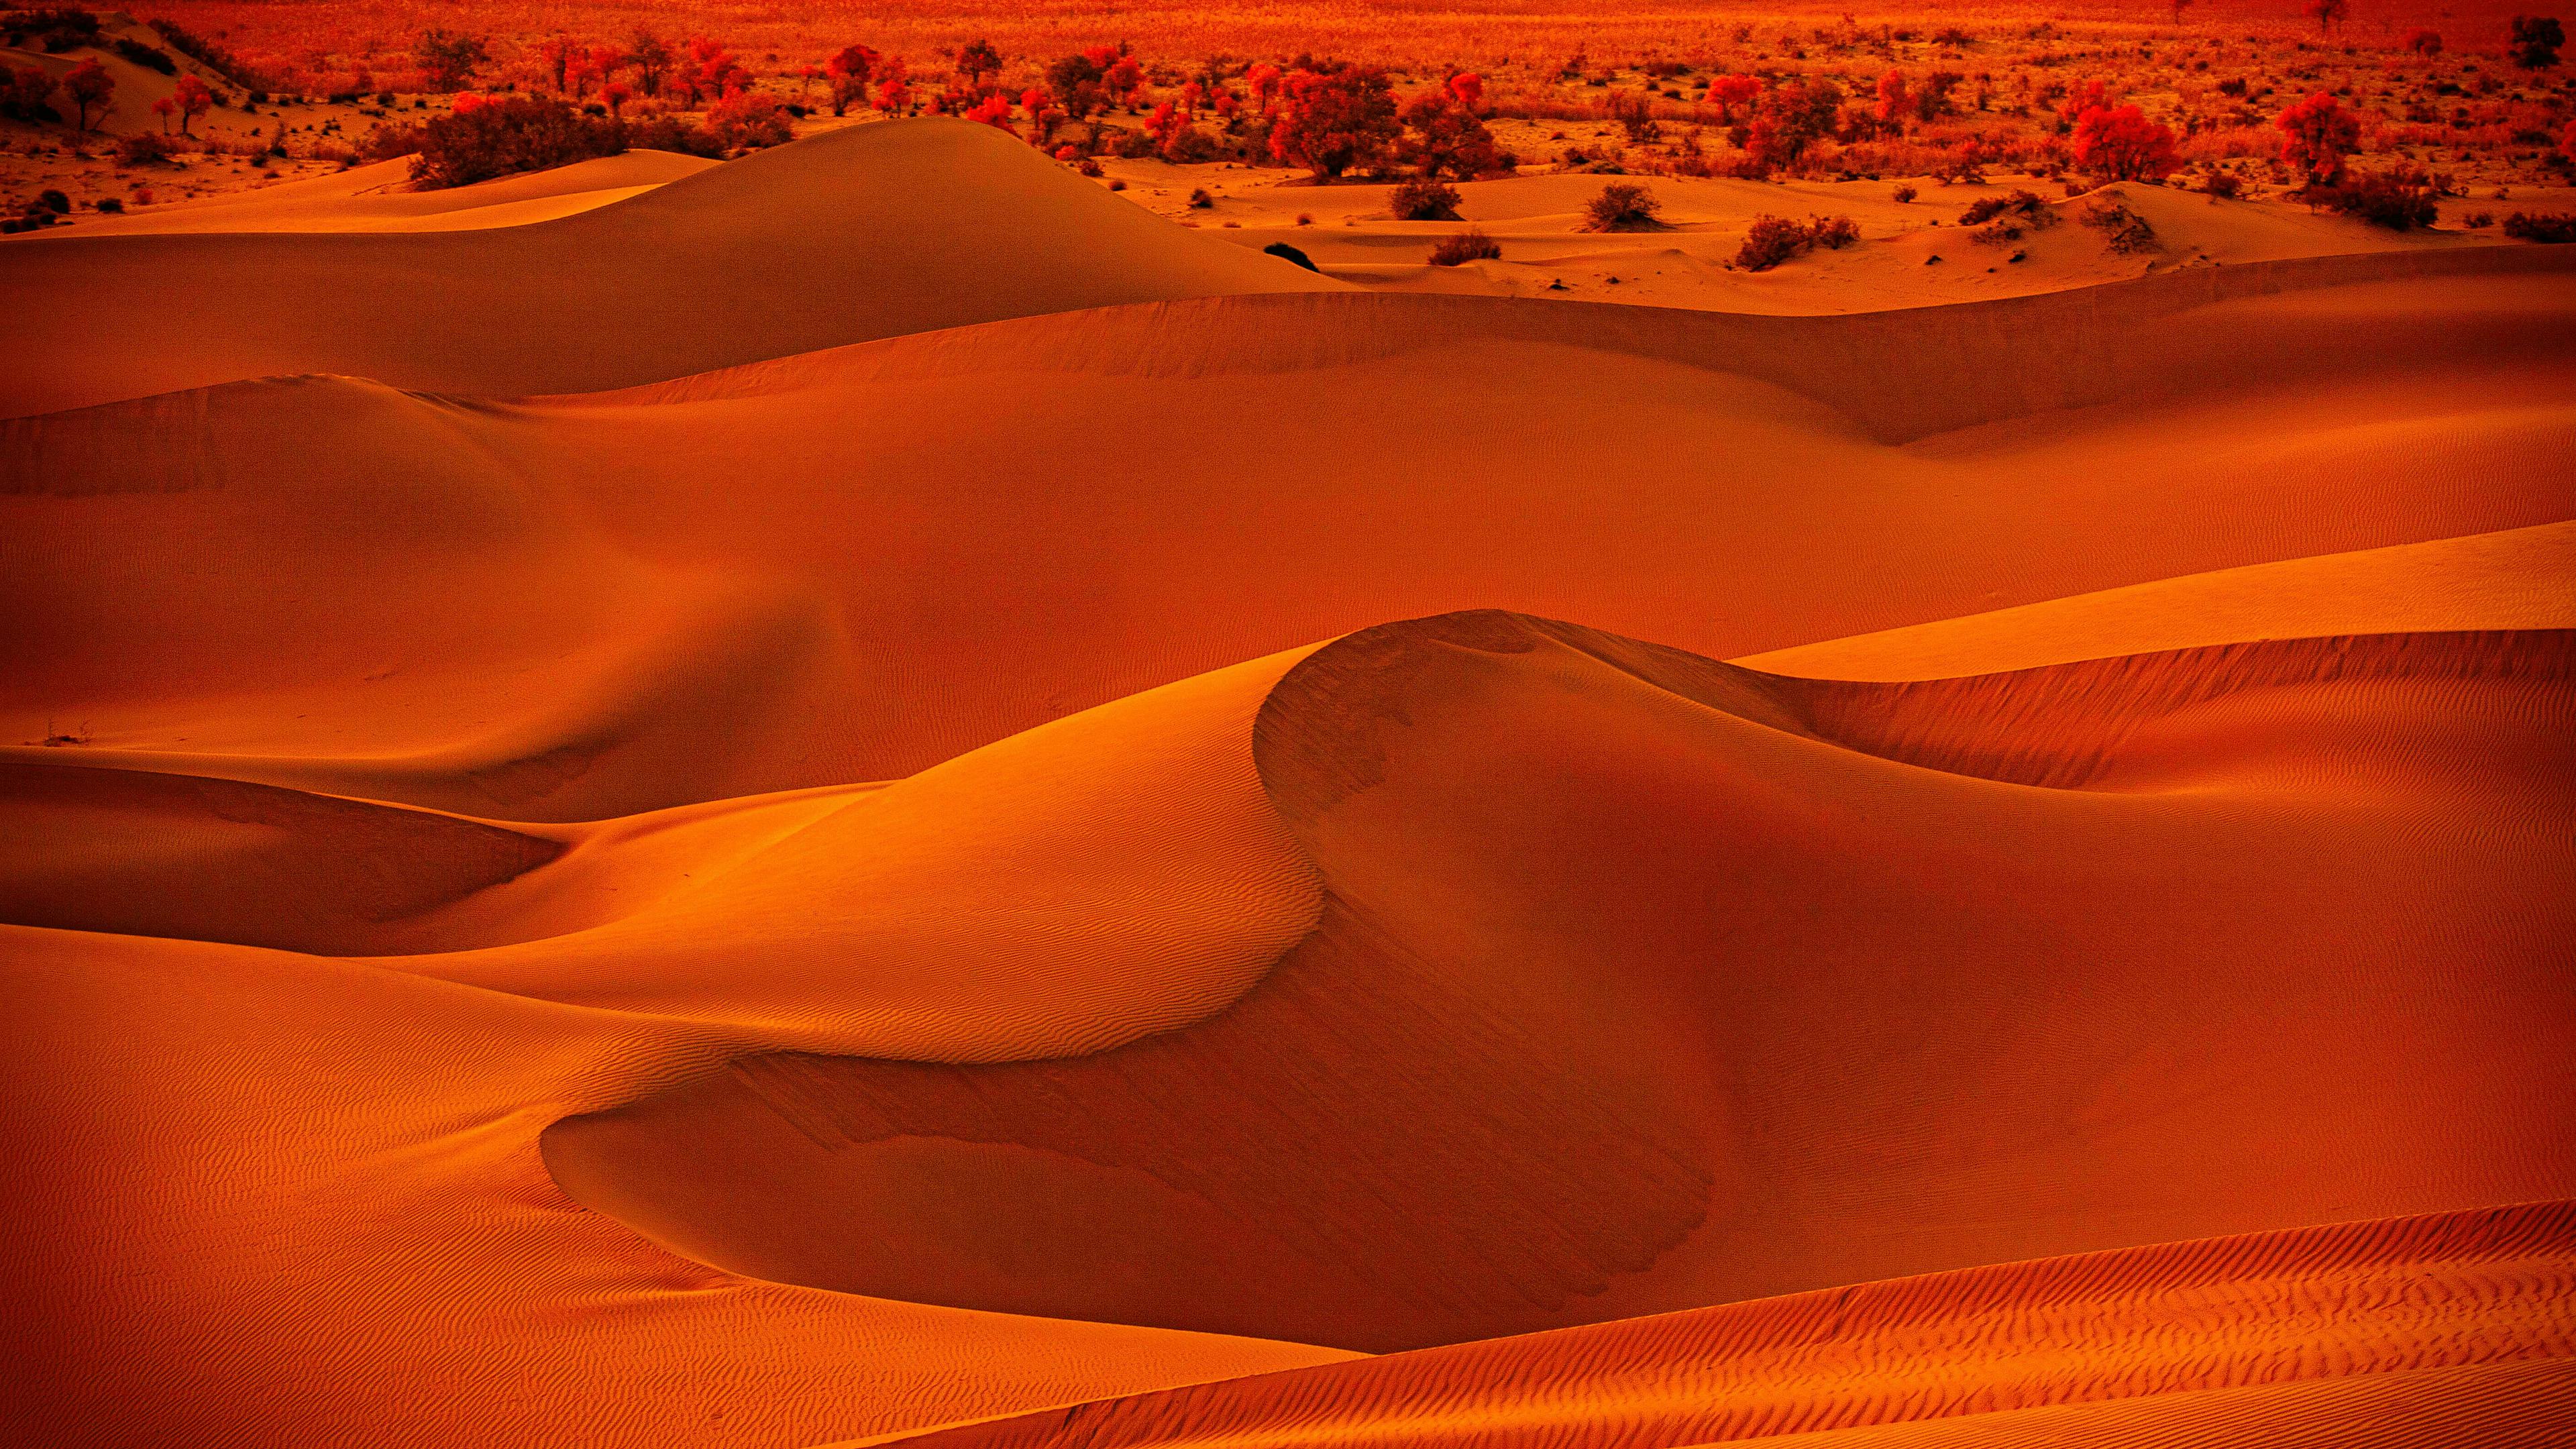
[3,117,2573,1447]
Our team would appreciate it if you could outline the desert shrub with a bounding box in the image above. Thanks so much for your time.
[2319,165,2440,229]
[1958,189,2053,227]
[148,18,260,87]
[1428,225,1501,264]
[362,120,428,163]
[2503,211,2576,241]
[1390,176,1462,219]
[1187,186,1214,208]
[94,195,121,212]
[114,38,176,75]
[2465,211,2495,228]
[2080,197,2158,252]
[37,189,70,214]
[116,131,180,165]
[1808,214,1859,249]
[2203,169,2243,199]
[416,28,490,93]
[411,95,624,189]
[3,7,98,53]
[1734,215,1807,270]
[705,89,791,150]
[1892,183,1917,203]
[620,114,725,158]
[1734,213,1857,270]
[1,65,59,123]
[1584,180,1661,230]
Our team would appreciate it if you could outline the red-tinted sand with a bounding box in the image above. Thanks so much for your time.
[3,118,2570,1446]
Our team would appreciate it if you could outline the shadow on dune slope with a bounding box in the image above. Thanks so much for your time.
[876,1199,2576,1449]
[0,117,1345,417]
[7,257,2569,820]
[541,611,2576,1353]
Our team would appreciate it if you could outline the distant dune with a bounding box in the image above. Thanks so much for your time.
[7,249,2569,817]
[3,109,2571,1449]
[57,150,719,235]
[0,118,1343,415]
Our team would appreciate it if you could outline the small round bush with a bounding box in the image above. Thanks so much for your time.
[1390,177,1462,221]
[1584,181,1662,231]
[1428,226,1501,265]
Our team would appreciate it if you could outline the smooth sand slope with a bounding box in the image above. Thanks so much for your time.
[0,117,1344,416]
[8,248,2571,818]
[1185,169,2506,314]
[53,150,719,235]
[544,612,2576,1351]
[4,150,2573,1446]
[874,1201,2576,1448]
[1739,519,2576,679]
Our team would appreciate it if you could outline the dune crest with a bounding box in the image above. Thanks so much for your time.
[0,118,1344,417]
[875,1200,2576,1448]
[543,612,2576,1352]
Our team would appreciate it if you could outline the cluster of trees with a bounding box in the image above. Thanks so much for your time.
[934,50,1516,183]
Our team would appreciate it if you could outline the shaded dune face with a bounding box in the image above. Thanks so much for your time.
[0,762,563,954]
[0,118,1344,418]
[889,1199,2576,1449]
[543,612,2576,1353]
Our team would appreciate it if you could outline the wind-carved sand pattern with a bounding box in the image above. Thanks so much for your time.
[3,115,2571,1448]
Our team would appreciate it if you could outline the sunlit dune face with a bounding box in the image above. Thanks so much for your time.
[4,29,2573,1438]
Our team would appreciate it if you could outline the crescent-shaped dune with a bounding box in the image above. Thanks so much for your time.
[3,113,2571,1447]
[541,612,2576,1352]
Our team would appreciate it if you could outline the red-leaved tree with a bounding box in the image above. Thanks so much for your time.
[1397,85,1506,178]
[172,73,211,136]
[1269,63,1399,180]
[63,56,111,131]
[2070,104,2180,181]
[2275,91,2361,186]
[825,44,877,116]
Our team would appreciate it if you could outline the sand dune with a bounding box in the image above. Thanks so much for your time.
[1178,166,2504,314]
[543,612,2576,1351]
[873,1201,2576,1448]
[57,150,718,235]
[1739,519,2576,679]
[0,117,1344,416]
[5,131,2571,1444]
[9,249,2569,814]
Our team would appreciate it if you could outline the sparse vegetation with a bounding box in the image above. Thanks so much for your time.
[1390,177,1462,220]
[1733,212,1857,270]
[1583,180,1660,231]
[2504,210,2576,241]
[406,95,625,189]
[1428,225,1501,264]
[2080,197,2157,252]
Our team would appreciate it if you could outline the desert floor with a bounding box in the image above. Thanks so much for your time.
[3,115,2573,1448]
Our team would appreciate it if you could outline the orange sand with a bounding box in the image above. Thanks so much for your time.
[3,118,2571,1446]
